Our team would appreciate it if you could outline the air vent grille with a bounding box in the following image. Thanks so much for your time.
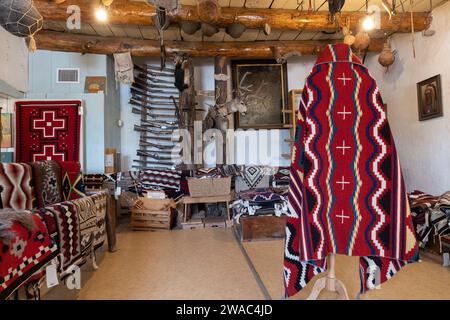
[57,68,79,83]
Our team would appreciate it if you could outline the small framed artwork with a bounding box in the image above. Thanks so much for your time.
[232,60,288,129]
[1,113,13,148]
[84,76,107,93]
[417,75,443,121]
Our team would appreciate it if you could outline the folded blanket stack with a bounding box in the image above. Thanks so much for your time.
[408,190,450,250]
[231,187,288,223]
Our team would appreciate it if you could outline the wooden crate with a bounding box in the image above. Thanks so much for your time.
[131,197,176,230]
[131,208,175,230]
[235,215,287,242]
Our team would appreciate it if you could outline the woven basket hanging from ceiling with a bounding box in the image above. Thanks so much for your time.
[0,0,43,37]
[0,0,43,51]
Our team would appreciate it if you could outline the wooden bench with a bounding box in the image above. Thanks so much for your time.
[182,192,234,222]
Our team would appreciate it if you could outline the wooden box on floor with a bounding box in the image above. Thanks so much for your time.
[235,215,287,242]
[131,197,176,231]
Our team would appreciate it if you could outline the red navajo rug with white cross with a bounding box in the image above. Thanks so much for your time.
[284,44,419,298]
[15,100,82,163]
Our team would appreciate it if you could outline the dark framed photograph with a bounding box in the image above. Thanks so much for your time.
[417,75,443,121]
[232,60,288,129]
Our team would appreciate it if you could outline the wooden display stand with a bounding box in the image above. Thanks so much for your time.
[307,254,349,300]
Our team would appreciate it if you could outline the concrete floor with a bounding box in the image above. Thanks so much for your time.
[44,225,450,300]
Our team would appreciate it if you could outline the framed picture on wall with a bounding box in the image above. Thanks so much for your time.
[417,75,443,121]
[1,113,13,148]
[85,76,107,93]
[232,60,288,129]
[1,152,13,163]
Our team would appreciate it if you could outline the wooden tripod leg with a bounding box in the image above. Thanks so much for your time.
[306,277,327,300]
[335,279,350,300]
[306,254,350,300]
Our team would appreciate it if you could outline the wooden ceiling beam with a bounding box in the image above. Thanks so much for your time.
[34,30,384,57]
[33,0,431,33]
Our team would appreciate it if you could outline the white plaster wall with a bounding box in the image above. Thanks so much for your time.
[0,27,28,93]
[365,1,450,195]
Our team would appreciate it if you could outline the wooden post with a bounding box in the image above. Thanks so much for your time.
[326,254,336,292]
[214,56,228,165]
[307,253,349,300]
[178,56,197,170]
[105,192,117,252]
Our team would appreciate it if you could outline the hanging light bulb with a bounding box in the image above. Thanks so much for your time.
[95,4,108,22]
[362,14,375,31]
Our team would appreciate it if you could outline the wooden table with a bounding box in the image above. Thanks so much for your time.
[182,192,234,222]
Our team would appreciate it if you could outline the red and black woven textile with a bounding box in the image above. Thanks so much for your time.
[0,213,58,300]
[284,44,419,298]
[15,100,82,163]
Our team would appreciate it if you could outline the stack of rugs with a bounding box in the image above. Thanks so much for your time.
[231,187,289,223]
[0,161,108,300]
[228,166,291,223]
[409,190,450,253]
[195,166,241,179]
[138,165,241,198]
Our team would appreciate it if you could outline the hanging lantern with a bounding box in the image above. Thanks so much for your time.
[0,0,43,39]
[378,41,396,69]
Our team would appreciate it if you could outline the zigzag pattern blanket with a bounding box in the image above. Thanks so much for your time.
[0,163,36,210]
[284,44,419,298]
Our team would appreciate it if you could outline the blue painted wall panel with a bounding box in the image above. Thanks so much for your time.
[27,50,110,173]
